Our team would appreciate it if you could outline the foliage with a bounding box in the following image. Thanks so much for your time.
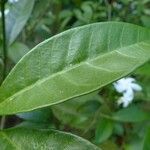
[0,0,150,149]
[0,128,100,150]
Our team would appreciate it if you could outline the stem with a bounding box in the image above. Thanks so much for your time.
[1,0,7,79]
[105,0,112,21]
[0,116,6,129]
[0,0,7,130]
[82,109,100,135]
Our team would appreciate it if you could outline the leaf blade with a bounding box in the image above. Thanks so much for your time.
[0,128,100,150]
[6,0,35,45]
[0,22,150,115]
[95,118,113,143]
[112,105,150,122]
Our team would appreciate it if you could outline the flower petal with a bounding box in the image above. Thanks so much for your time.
[131,83,142,91]
[123,88,134,101]
[125,77,135,84]
[113,82,125,93]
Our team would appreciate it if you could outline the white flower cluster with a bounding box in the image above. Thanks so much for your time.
[8,0,19,3]
[113,77,142,107]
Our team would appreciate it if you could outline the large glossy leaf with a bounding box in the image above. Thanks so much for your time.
[0,128,100,150]
[6,0,35,45]
[0,22,150,115]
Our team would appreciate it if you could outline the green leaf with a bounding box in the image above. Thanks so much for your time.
[6,0,35,45]
[17,107,52,123]
[0,22,150,115]
[113,123,124,136]
[143,128,150,150]
[52,92,101,129]
[0,128,100,150]
[135,61,150,76]
[112,105,150,122]
[17,121,52,129]
[141,15,150,28]
[95,118,113,143]
[125,136,143,150]
[100,140,119,150]
[8,42,29,63]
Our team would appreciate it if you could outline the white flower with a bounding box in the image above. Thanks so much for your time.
[113,77,142,107]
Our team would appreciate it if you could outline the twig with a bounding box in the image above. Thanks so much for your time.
[0,0,7,130]
[104,0,112,21]
[1,0,7,79]
[82,109,100,135]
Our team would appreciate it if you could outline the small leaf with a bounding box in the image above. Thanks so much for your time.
[100,140,119,150]
[112,105,150,122]
[6,0,35,45]
[125,136,143,150]
[0,22,150,115]
[0,128,100,150]
[141,15,150,28]
[143,128,150,150]
[113,123,124,136]
[17,107,52,123]
[52,92,101,129]
[95,118,113,143]
[17,121,53,129]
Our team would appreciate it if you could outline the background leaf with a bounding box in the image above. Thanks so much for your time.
[125,136,144,150]
[143,128,150,150]
[112,105,150,122]
[6,0,35,45]
[17,107,52,123]
[8,42,29,63]
[0,22,150,115]
[95,118,113,143]
[52,92,101,129]
[135,62,150,76]
[0,128,100,150]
